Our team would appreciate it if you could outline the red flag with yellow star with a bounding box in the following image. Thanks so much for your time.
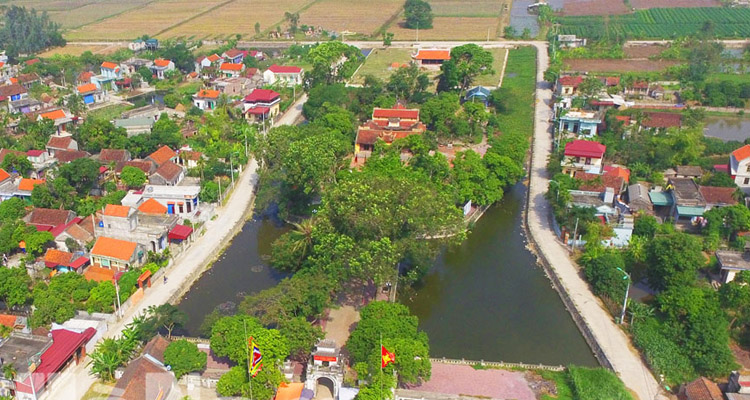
[381,345,395,368]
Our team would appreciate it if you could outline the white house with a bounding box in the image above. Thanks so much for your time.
[142,185,201,217]
[264,65,303,87]
[150,59,175,80]
[192,89,220,111]
[731,144,750,193]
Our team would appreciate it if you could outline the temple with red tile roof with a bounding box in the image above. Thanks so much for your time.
[353,105,426,166]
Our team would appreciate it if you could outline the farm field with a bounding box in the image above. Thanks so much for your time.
[564,58,680,72]
[630,0,720,8]
[623,44,667,59]
[430,0,503,17]
[556,8,750,39]
[48,0,151,29]
[474,48,508,87]
[63,0,226,41]
[559,0,629,16]
[299,0,404,36]
[389,17,499,40]
[159,0,312,39]
[38,44,124,57]
[350,48,414,84]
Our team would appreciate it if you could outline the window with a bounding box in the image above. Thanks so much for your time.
[744,178,750,185]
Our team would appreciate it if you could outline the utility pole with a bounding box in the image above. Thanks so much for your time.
[616,267,631,325]
[571,217,579,250]
[230,156,234,187]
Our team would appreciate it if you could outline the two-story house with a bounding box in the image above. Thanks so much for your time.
[38,109,75,134]
[558,110,602,137]
[195,54,223,75]
[149,161,184,186]
[92,62,122,92]
[243,89,280,123]
[45,135,78,157]
[95,204,178,254]
[263,65,303,87]
[222,49,247,64]
[561,139,606,175]
[0,83,27,105]
[90,236,143,271]
[731,144,750,193]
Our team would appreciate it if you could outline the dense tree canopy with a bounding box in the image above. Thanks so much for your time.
[0,6,64,58]
[439,44,494,91]
[404,0,433,29]
[164,339,207,378]
[645,233,704,291]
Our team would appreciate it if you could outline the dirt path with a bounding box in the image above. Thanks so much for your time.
[323,306,360,347]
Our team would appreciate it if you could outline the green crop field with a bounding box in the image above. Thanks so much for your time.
[557,8,750,39]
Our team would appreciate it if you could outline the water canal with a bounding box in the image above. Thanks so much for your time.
[177,185,597,366]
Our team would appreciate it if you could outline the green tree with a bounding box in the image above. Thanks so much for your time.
[278,316,324,360]
[142,304,188,339]
[254,22,261,35]
[74,119,128,153]
[578,76,605,97]
[57,157,101,194]
[440,44,493,92]
[306,42,362,87]
[0,197,26,222]
[120,166,147,189]
[0,6,65,58]
[633,215,659,238]
[347,301,431,385]
[0,153,32,177]
[88,338,124,382]
[404,0,433,29]
[284,11,300,33]
[164,339,207,378]
[581,252,628,302]
[386,63,430,101]
[645,233,704,291]
[0,267,30,309]
[87,281,116,313]
[382,32,394,46]
[451,150,502,206]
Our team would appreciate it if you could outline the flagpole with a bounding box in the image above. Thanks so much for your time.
[380,333,383,400]
[244,321,254,400]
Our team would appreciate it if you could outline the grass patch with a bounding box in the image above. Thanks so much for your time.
[87,104,132,121]
[568,366,634,400]
[539,370,574,400]
[350,48,413,84]
[494,46,536,140]
[707,73,750,85]
[474,48,508,87]
[80,382,115,400]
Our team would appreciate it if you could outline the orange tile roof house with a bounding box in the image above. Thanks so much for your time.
[17,178,44,193]
[138,198,167,215]
[90,236,142,271]
[192,89,221,111]
[219,62,245,77]
[149,59,174,80]
[354,105,426,165]
[38,109,75,134]
[731,144,750,193]
[146,145,177,167]
[414,49,451,65]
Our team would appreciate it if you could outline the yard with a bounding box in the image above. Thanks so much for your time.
[87,104,132,121]
[564,58,680,73]
[159,0,313,40]
[298,0,405,37]
[63,0,226,41]
[474,48,508,87]
[350,48,414,84]
[429,0,504,17]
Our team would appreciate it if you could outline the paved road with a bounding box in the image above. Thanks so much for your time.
[524,42,667,400]
[44,95,308,400]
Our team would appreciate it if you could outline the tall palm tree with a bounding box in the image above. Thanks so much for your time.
[288,218,316,263]
[2,363,17,380]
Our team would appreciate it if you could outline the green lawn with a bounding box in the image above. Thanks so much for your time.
[350,48,414,84]
[495,46,536,140]
[707,73,750,84]
[87,104,132,121]
[474,48,508,87]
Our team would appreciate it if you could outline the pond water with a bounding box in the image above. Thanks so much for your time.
[177,185,597,366]
[403,184,598,366]
[704,116,750,142]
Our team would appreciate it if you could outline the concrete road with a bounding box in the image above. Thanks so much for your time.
[43,95,309,400]
[524,42,667,400]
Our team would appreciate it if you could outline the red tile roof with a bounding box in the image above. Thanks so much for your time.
[168,224,193,241]
[605,76,620,86]
[564,140,606,159]
[28,208,72,227]
[44,249,74,268]
[207,54,222,63]
[0,314,17,328]
[24,58,40,66]
[153,160,183,182]
[575,171,625,195]
[246,106,270,115]
[83,265,115,282]
[78,71,94,83]
[103,204,131,218]
[0,83,27,98]
[108,356,174,400]
[69,257,89,270]
[415,49,451,60]
[91,236,138,262]
[147,145,176,166]
[632,80,649,89]
[220,62,243,71]
[244,89,279,102]
[699,185,737,206]
[16,328,96,395]
[558,76,583,87]
[54,150,90,163]
[267,64,302,74]
[733,145,750,162]
[26,149,44,157]
[101,61,118,70]
[47,135,73,150]
[223,49,246,58]
[99,149,130,163]
[603,165,630,182]
[679,377,723,400]
[0,168,9,183]
[138,198,167,214]
[373,107,419,120]
[77,83,97,94]
[18,178,44,192]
